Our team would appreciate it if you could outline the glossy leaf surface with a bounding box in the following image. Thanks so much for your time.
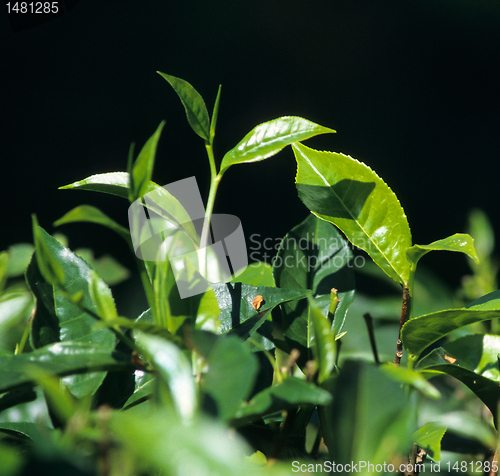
[130,121,165,200]
[135,332,197,420]
[443,334,500,381]
[402,292,500,357]
[407,233,478,266]
[212,283,310,333]
[32,217,64,285]
[26,227,116,397]
[220,117,334,173]
[231,261,275,287]
[0,342,131,393]
[60,172,136,199]
[293,142,412,285]
[158,72,210,141]
[273,214,355,359]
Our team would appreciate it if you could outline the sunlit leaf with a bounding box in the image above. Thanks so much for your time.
[293,142,412,285]
[380,363,440,399]
[26,228,116,397]
[407,233,478,266]
[0,342,131,393]
[402,292,500,358]
[413,422,446,461]
[60,172,135,199]
[130,121,165,200]
[220,117,334,174]
[89,270,118,321]
[231,262,275,287]
[211,282,311,336]
[135,332,197,420]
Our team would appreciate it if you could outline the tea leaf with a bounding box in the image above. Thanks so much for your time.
[273,215,355,367]
[0,342,131,393]
[413,422,446,461]
[233,377,331,421]
[416,347,500,419]
[135,332,197,420]
[407,233,478,266]
[201,335,258,421]
[158,72,210,141]
[130,121,165,201]
[293,142,412,285]
[54,205,131,242]
[220,116,334,174]
[60,172,139,199]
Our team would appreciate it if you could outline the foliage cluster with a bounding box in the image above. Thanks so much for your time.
[0,74,499,475]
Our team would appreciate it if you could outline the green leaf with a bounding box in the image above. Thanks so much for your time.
[60,172,135,199]
[158,72,210,141]
[413,422,446,461]
[416,347,500,419]
[89,270,118,321]
[0,342,131,393]
[220,117,335,174]
[32,216,65,285]
[210,84,222,145]
[430,411,497,450]
[54,205,131,243]
[0,252,9,295]
[443,334,500,381]
[26,228,117,397]
[231,262,275,287]
[233,377,332,422]
[309,297,336,383]
[111,409,293,476]
[5,243,34,278]
[211,282,311,335]
[293,142,412,285]
[0,422,52,448]
[202,335,258,421]
[407,233,478,266]
[402,292,500,358]
[135,332,197,420]
[380,363,440,399]
[130,121,165,200]
[319,361,415,468]
[273,215,355,365]
[72,249,130,286]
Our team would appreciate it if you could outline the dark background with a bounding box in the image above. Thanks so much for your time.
[1,0,499,297]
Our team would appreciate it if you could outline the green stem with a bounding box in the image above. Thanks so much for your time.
[135,256,158,324]
[199,142,221,277]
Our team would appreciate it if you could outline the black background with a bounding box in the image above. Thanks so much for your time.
[1,0,499,298]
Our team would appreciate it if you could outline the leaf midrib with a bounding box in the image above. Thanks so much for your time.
[300,152,403,283]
